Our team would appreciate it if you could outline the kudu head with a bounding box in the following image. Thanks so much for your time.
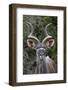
[26,22,55,60]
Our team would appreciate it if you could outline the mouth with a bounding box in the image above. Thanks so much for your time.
[40,56,43,60]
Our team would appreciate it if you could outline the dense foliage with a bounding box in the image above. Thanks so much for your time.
[23,15,57,74]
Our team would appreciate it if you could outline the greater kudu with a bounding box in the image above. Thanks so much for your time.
[26,22,57,74]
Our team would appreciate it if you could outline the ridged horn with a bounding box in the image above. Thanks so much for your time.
[42,23,55,47]
[26,22,40,43]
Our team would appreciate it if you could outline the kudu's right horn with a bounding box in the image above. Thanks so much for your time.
[26,22,40,49]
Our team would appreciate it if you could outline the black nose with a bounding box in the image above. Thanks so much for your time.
[38,48,45,56]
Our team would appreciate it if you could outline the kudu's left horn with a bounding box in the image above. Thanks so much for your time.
[42,23,55,48]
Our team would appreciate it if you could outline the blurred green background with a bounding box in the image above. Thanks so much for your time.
[23,15,57,74]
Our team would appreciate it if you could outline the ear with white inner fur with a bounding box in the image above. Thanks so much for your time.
[46,38,55,48]
[27,38,40,49]
[42,37,55,48]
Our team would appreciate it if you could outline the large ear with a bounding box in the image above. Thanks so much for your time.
[42,36,55,48]
[27,38,40,49]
